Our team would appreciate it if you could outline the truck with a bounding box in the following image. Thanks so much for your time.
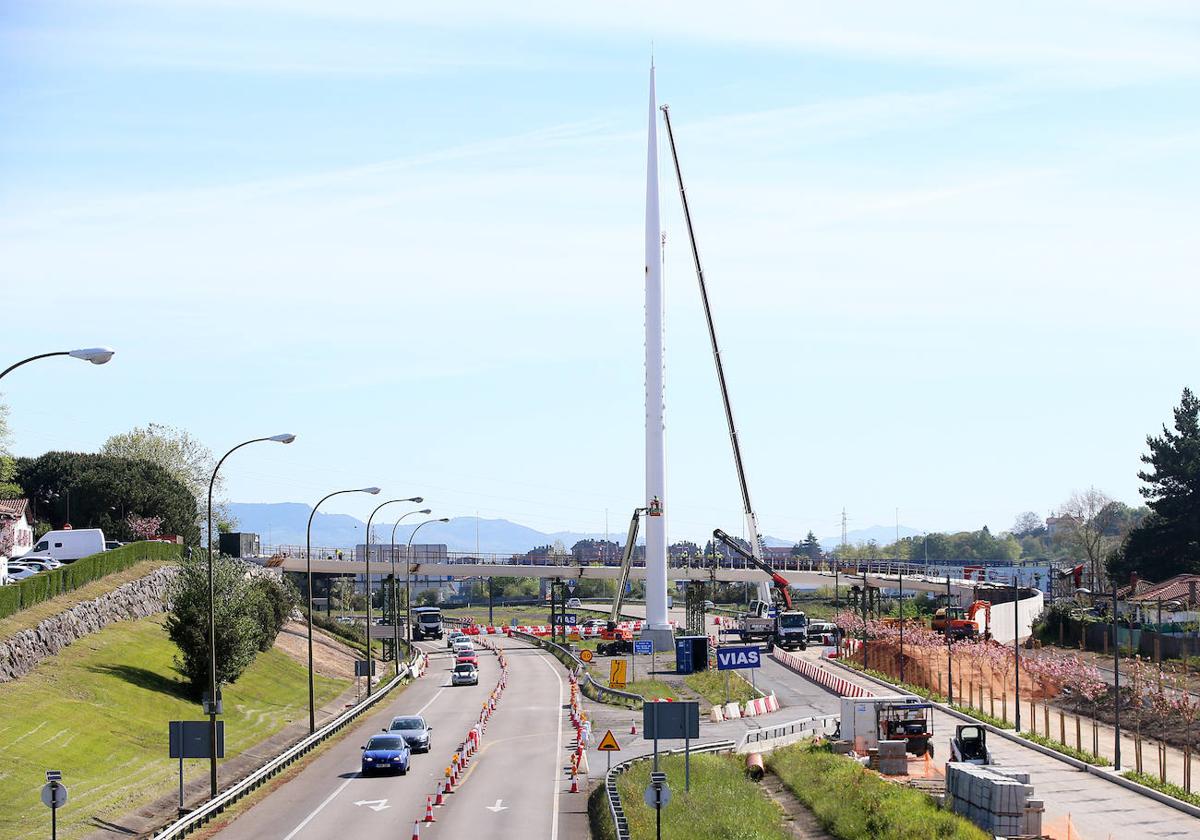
[411,606,444,641]
[19,529,106,564]
[711,530,806,648]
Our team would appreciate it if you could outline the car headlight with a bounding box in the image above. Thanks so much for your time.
[364,756,374,761]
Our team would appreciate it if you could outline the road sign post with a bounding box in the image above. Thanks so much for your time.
[609,658,627,689]
[597,729,621,774]
[169,721,224,814]
[42,772,67,840]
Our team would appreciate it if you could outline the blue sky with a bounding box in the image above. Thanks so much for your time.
[3,1,1198,544]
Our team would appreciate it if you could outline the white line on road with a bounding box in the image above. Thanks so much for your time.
[534,649,565,840]
[280,685,448,839]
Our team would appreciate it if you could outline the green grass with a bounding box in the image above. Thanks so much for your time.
[1122,771,1200,806]
[622,679,678,700]
[615,752,790,840]
[684,668,761,706]
[767,743,988,840]
[441,605,555,626]
[1019,731,1110,766]
[0,614,348,840]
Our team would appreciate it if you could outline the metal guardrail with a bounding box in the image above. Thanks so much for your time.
[509,629,645,709]
[152,651,426,839]
[739,713,839,748]
[604,739,737,840]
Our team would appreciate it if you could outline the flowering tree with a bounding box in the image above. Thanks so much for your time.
[1062,657,1108,754]
[126,514,163,541]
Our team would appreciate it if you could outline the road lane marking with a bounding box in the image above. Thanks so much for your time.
[354,799,391,811]
[487,799,508,812]
[282,685,449,839]
[533,649,565,840]
[281,776,356,840]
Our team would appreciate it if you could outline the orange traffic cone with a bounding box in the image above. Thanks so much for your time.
[434,782,444,806]
[630,724,637,735]
[570,775,579,794]
[423,797,436,823]
[411,820,420,840]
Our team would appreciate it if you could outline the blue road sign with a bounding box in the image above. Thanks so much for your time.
[552,613,578,626]
[716,646,761,670]
[633,640,654,655]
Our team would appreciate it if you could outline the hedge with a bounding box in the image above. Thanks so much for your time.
[1,541,182,620]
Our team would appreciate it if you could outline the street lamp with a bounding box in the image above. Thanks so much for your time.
[205,433,295,799]
[391,508,431,672]
[405,518,449,643]
[305,486,380,733]
[1,347,116,381]
[363,497,422,695]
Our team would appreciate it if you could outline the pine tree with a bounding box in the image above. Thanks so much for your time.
[1111,388,1200,581]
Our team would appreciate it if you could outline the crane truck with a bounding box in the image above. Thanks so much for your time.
[712,529,807,650]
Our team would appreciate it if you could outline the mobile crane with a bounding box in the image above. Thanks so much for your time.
[713,528,807,649]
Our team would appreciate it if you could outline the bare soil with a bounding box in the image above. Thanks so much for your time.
[760,770,836,839]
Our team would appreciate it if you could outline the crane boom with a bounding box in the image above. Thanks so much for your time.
[610,507,650,625]
[660,104,773,603]
[712,528,793,610]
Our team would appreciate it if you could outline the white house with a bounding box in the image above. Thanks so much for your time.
[1,499,35,583]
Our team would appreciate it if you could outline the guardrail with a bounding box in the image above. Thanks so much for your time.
[605,739,737,840]
[739,714,839,749]
[152,650,427,839]
[509,630,645,709]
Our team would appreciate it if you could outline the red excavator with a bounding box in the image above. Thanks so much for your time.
[936,600,992,640]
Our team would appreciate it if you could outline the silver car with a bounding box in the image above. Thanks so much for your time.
[451,663,479,686]
[387,715,432,753]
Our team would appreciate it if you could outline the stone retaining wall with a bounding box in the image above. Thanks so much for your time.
[0,565,179,682]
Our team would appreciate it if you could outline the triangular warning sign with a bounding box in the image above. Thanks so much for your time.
[597,730,621,752]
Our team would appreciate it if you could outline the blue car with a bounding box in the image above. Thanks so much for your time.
[360,734,410,775]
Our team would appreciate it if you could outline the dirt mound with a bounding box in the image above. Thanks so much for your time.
[273,620,358,680]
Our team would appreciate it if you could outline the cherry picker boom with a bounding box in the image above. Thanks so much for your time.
[712,528,792,610]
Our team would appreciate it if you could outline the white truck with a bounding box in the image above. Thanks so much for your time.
[411,606,444,641]
[19,529,107,564]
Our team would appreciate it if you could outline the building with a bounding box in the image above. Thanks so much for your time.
[0,499,35,583]
[1121,574,1200,623]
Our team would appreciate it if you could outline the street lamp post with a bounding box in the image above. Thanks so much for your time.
[363,497,422,694]
[899,565,905,684]
[405,518,449,643]
[205,433,295,798]
[946,575,954,704]
[390,508,431,672]
[1,347,115,381]
[1014,572,1022,730]
[306,486,380,733]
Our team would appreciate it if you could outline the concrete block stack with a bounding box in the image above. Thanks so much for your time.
[876,739,908,775]
[944,762,1042,838]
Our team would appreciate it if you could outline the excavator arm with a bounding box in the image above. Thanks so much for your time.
[712,528,793,610]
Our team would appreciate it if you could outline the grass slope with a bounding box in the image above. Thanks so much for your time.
[767,743,987,840]
[615,752,789,840]
[684,669,760,706]
[0,615,347,840]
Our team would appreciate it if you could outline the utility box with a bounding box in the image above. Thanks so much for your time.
[839,695,922,751]
[674,635,709,674]
[218,532,260,558]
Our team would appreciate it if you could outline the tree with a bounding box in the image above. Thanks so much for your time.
[0,455,21,499]
[165,554,295,693]
[1012,512,1045,537]
[1113,387,1200,582]
[1057,488,1119,588]
[101,424,234,543]
[800,531,823,560]
[126,514,163,540]
[16,451,200,544]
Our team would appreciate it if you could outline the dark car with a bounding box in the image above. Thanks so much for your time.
[360,734,410,775]
[388,715,432,753]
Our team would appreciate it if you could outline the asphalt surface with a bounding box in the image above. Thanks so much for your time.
[213,638,583,840]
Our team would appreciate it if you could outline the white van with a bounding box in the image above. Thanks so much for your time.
[20,529,107,564]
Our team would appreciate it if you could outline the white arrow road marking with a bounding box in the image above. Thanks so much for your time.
[486,799,508,812]
[354,799,391,812]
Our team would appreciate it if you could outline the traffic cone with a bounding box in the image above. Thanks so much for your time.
[630,724,637,735]
[411,820,420,840]
[434,782,444,806]
[423,797,436,823]
[570,775,579,794]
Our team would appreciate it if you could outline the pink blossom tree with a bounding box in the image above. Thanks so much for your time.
[126,514,163,541]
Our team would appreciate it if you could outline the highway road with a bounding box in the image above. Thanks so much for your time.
[213,638,582,840]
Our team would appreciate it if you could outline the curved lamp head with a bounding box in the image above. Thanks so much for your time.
[406,496,424,503]
[362,487,382,495]
[418,508,432,515]
[68,347,115,365]
[270,433,297,444]
[436,517,449,523]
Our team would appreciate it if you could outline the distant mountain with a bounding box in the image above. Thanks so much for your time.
[229,503,607,554]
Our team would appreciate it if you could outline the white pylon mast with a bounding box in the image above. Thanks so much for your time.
[641,60,671,644]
